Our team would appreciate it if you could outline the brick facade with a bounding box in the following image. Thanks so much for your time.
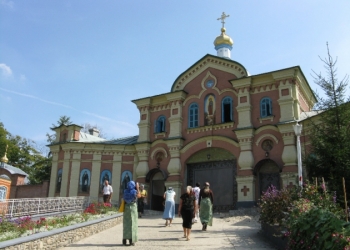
[48,54,316,210]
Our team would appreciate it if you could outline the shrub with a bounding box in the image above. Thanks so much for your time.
[259,182,350,249]
[258,185,298,225]
[286,207,350,250]
[300,182,344,219]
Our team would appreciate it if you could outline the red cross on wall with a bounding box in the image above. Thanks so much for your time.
[287,182,295,189]
[241,186,249,196]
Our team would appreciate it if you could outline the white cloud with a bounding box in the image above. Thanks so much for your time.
[0,87,138,134]
[0,0,13,8]
[0,63,13,77]
[0,87,77,110]
[0,93,12,102]
[19,74,27,82]
[0,0,14,9]
[82,111,136,128]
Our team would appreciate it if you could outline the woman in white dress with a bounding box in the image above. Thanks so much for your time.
[162,187,176,226]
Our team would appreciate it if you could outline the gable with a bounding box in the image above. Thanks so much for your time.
[171,54,248,92]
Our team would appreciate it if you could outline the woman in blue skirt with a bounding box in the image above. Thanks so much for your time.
[162,187,176,226]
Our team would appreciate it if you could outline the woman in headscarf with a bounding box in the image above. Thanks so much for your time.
[178,186,196,241]
[122,181,139,246]
[163,187,176,226]
[199,182,214,231]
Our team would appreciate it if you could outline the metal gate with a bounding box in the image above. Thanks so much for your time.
[187,160,237,211]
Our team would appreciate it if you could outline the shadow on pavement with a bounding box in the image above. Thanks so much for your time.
[63,244,120,247]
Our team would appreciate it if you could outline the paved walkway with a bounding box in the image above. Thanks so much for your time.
[59,213,276,250]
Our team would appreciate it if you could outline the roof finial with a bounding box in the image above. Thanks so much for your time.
[1,144,9,167]
[217,12,230,28]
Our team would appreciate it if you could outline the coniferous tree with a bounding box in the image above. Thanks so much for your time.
[305,44,350,203]
[46,115,73,143]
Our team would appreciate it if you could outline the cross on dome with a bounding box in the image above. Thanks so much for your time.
[214,12,233,59]
[217,12,230,28]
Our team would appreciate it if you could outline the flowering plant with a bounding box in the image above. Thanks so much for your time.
[0,202,117,242]
[286,208,350,249]
[84,202,114,215]
[259,181,350,249]
[300,182,343,218]
[258,185,298,225]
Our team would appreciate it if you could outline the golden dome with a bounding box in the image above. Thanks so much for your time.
[214,28,233,46]
[1,145,8,164]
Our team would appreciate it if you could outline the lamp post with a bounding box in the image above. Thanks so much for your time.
[293,122,303,187]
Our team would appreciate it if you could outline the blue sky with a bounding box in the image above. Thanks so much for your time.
[1,1,349,151]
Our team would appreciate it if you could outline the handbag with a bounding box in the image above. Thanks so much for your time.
[118,199,125,212]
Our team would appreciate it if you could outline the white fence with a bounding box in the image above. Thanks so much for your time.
[0,196,90,218]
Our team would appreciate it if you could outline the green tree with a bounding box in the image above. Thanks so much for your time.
[0,122,9,162]
[0,122,50,184]
[26,153,52,184]
[305,44,350,203]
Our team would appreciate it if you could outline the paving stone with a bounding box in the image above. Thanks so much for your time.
[59,213,277,250]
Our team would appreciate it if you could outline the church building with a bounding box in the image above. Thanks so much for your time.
[48,13,316,211]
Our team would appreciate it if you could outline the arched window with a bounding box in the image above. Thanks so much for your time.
[188,103,199,128]
[260,97,272,118]
[56,168,62,193]
[155,116,166,133]
[222,97,233,122]
[79,169,91,193]
[0,186,7,201]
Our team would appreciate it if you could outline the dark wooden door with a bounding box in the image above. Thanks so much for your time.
[259,173,280,195]
[151,180,164,211]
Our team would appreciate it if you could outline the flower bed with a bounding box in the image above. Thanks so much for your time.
[0,202,116,242]
[0,202,122,250]
[259,183,350,249]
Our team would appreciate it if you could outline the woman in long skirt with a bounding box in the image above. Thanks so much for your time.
[199,182,214,231]
[163,187,176,226]
[123,181,139,246]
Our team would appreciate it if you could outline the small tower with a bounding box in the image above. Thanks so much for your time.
[214,12,233,59]
[1,145,9,168]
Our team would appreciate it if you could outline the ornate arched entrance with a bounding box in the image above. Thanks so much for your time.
[145,168,168,211]
[186,147,237,212]
[254,159,281,197]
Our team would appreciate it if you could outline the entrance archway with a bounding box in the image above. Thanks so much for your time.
[186,148,237,212]
[254,159,280,197]
[145,168,168,211]
[151,173,164,211]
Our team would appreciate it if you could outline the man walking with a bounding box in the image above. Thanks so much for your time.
[102,180,113,203]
